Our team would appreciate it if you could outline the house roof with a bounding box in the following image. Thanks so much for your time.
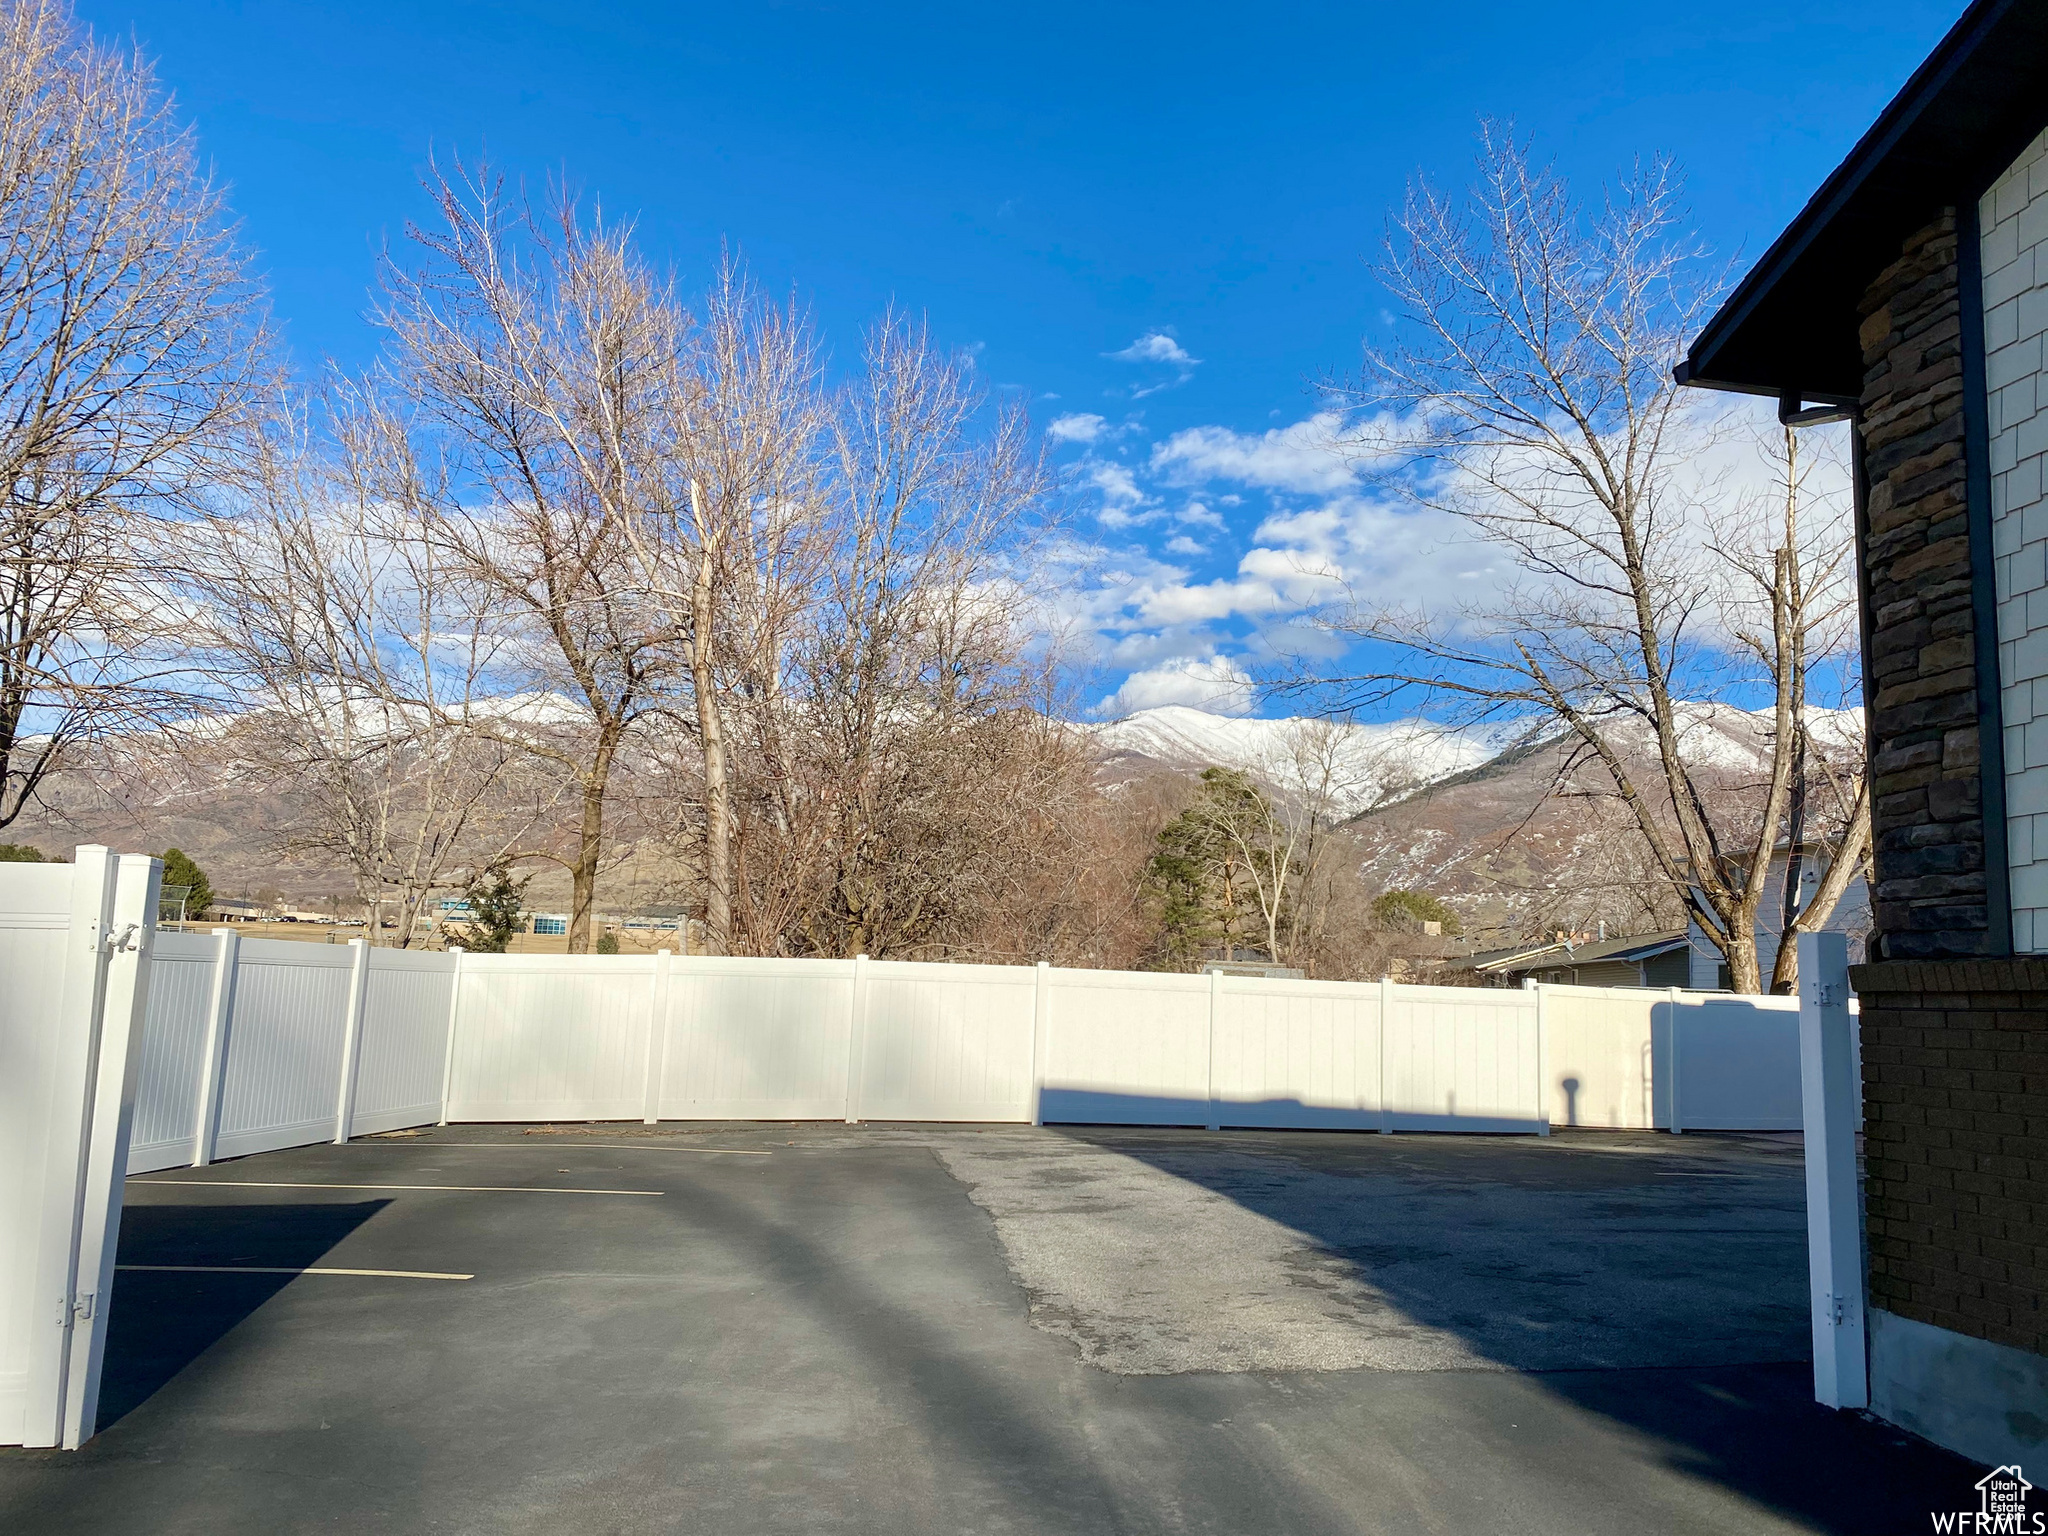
[1676,0,2048,405]
[1466,929,1687,975]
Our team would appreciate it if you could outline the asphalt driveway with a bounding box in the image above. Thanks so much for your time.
[0,1124,1980,1534]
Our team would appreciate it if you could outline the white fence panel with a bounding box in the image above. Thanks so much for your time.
[1040,969,1213,1125]
[1673,993,1804,1130]
[351,948,457,1136]
[125,932,219,1172]
[116,943,1818,1141]
[1211,979,1383,1129]
[213,939,355,1160]
[1385,985,1541,1132]
[446,956,656,1121]
[659,959,854,1120]
[1539,984,1661,1129]
[0,850,158,1449]
[0,864,80,1447]
[856,961,1036,1122]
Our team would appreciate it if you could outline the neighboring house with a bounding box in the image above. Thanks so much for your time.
[1467,845,1870,991]
[1678,0,2048,1469]
[1682,841,1873,990]
[1466,929,1691,989]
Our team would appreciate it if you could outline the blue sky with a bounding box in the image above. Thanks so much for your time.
[84,0,1961,716]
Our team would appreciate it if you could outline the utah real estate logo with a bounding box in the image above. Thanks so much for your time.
[1932,1466,2039,1534]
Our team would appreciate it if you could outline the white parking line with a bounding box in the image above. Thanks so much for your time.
[374,1142,770,1156]
[117,1264,473,1280]
[132,1179,663,1197]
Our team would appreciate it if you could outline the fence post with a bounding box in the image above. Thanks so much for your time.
[1798,931,1868,1409]
[643,949,673,1126]
[1031,961,1050,1127]
[1379,975,1394,1134]
[436,947,464,1126]
[843,954,869,1125]
[1205,967,1222,1132]
[1665,986,1685,1134]
[22,845,115,1448]
[1531,980,1551,1136]
[65,853,162,1449]
[190,928,239,1167]
[332,938,371,1145]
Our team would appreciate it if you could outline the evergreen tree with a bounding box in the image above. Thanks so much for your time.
[457,865,530,954]
[1143,768,1280,967]
[0,843,45,862]
[161,848,213,916]
[1372,889,1460,936]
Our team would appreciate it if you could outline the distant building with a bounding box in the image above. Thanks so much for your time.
[1464,929,1691,989]
[1682,841,1872,989]
[1200,961,1305,980]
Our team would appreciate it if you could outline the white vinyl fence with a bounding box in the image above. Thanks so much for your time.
[1,849,159,1450]
[1,851,1834,1452]
[121,945,1816,1177]
[126,933,460,1174]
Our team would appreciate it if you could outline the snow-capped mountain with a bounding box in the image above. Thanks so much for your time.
[1088,705,1508,815]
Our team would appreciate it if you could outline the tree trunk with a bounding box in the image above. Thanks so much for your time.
[692,543,731,958]
[1769,784,1873,996]
[567,776,605,954]
[1722,915,1763,995]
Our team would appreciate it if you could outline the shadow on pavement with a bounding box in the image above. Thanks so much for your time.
[1043,1114,1981,1535]
[99,1199,387,1429]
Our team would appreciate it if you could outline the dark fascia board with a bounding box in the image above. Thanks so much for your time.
[1678,0,2048,402]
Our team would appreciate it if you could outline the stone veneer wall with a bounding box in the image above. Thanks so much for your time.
[1851,959,2048,1360]
[1857,212,1998,957]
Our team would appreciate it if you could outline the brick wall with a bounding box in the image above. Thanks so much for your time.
[1851,958,2048,1355]
[1857,211,1997,958]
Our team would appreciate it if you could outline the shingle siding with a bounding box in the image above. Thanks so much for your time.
[1983,130,2048,954]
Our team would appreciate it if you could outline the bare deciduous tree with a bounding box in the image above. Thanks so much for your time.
[1308,127,1870,993]
[0,0,269,825]
[616,263,826,955]
[365,163,685,951]
[792,317,1054,957]
[194,431,568,945]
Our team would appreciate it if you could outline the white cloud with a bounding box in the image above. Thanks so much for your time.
[1086,461,1152,529]
[1048,412,1109,444]
[1094,654,1255,718]
[1107,331,1198,368]
[1105,331,1201,398]
[1049,394,1859,726]
[1150,413,1356,495]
